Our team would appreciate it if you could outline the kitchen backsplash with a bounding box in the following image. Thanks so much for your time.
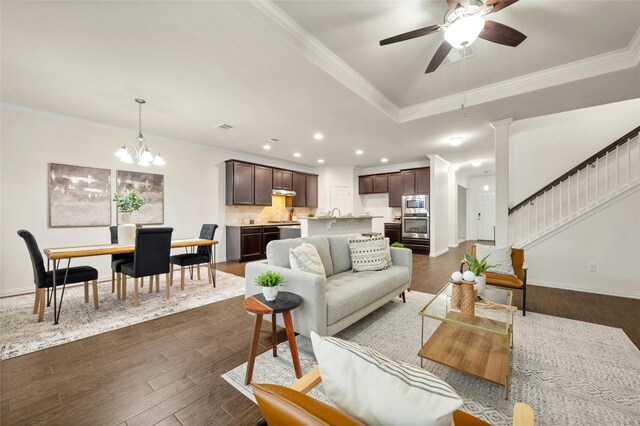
[225,195,315,225]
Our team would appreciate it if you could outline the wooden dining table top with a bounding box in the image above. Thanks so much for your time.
[43,238,218,260]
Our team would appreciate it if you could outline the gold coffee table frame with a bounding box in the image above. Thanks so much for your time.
[419,283,514,398]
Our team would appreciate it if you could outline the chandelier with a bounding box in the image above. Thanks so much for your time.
[114,99,165,166]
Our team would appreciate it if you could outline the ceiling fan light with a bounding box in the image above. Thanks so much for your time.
[444,15,485,49]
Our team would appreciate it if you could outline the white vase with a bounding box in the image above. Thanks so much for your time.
[475,274,487,296]
[262,286,279,302]
[117,212,136,246]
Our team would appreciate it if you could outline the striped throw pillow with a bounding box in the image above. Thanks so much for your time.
[311,332,462,426]
[348,236,389,272]
[289,243,326,276]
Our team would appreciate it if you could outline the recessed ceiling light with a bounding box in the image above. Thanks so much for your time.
[355,150,364,155]
[262,144,272,150]
[450,164,460,171]
[317,159,325,164]
[293,152,301,158]
[381,158,389,163]
[449,136,463,146]
[470,160,482,167]
[314,133,324,141]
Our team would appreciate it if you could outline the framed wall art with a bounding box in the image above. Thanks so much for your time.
[115,170,164,224]
[48,163,112,227]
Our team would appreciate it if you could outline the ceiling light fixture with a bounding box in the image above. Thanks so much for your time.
[317,159,325,164]
[314,133,324,141]
[444,14,485,49]
[449,136,463,146]
[470,160,482,167]
[262,144,272,150]
[293,152,301,158]
[355,150,364,155]
[381,158,389,163]
[483,171,490,191]
[114,99,165,166]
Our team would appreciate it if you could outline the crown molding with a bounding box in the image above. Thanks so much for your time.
[246,0,398,121]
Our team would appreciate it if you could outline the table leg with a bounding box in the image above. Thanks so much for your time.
[245,314,263,385]
[53,259,71,325]
[282,311,302,379]
[52,265,57,324]
[212,248,216,288]
[272,313,277,357]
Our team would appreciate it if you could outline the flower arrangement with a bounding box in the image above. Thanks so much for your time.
[254,271,285,288]
[113,190,146,213]
[463,252,497,276]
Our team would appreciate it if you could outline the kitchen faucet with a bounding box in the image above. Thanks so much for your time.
[331,208,341,217]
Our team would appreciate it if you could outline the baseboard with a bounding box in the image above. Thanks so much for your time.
[530,279,640,299]
[448,243,459,248]
[430,247,449,257]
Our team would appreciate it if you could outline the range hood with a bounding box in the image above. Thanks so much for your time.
[272,189,297,197]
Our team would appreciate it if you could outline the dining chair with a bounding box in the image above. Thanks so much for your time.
[17,230,99,322]
[170,224,218,290]
[109,225,141,299]
[120,227,173,307]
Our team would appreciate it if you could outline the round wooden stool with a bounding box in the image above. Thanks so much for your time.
[243,291,303,385]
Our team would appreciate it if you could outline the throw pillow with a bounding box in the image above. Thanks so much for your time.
[384,237,393,268]
[311,332,462,426]
[348,236,389,272]
[289,243,326,276]
[475,243,515,277]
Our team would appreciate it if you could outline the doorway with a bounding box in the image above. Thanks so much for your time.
[457,186,467,242]
[476,192,495,241]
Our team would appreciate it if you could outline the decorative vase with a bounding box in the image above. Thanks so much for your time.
[117,212,136,246]
[460,281,476,319]
[262,286,279,302]
[475,274,487,296]
[450,281,463,311]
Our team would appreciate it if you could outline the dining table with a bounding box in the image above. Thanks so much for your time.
[43,238,218,325]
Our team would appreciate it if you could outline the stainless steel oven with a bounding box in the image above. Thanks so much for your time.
[402,195,429,239]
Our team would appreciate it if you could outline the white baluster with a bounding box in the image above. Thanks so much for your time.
[577,168,580,210]
[560,179,563,221]
[595,158,599,201]
[615,144,619,191]
[605,151,609,196]
[551,186,554,226]
[628,139,631,185]
[568,175,571,217]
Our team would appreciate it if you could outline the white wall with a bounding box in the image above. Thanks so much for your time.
[525,189,640,298]
[510,98,640,205]
[0,106,316,296]
[466,174,496,241]
[457,186,467,239]
[428,155,449,256]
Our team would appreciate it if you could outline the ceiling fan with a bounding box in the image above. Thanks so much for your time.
[380,0,526,74]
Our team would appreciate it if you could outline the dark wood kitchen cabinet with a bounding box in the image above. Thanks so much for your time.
[273,169,293,190]
[240,227,263,262]
[226,161,254,205]
[359,175,373,194]
[388,173,403,207]
[292,172,307,207]
[416,167,430,194]
[262,226,281,253]
[401,167,430,196]
[359,173,388,194]
[402,170,416,195]
[306,174,318,207]
[384,223,401,245]
[254,165,274,206]
[373,174,388,193]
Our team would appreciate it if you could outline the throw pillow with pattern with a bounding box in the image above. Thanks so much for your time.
[289,243,326,276]
[348,236,389,272]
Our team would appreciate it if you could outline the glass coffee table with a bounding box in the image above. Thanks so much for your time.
[418,282,515,398]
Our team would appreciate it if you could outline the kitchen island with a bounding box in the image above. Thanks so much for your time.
[300,216,382,237]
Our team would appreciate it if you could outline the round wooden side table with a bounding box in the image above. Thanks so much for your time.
[243,291,303,385]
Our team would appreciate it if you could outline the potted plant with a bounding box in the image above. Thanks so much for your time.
[255,271,285,301]
[463,252,497,295]
[113,190,146,245]
[391,242,405,248]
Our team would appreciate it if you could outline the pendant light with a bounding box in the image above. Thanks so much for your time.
[114,99,165,166]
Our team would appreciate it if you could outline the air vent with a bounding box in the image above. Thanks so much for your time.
[217,123,233,130]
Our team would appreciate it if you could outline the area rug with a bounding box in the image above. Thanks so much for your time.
[0,270,245,360]
[222,291,640,426]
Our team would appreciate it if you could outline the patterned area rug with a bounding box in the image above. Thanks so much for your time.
[0,270,245,360]
[222,291,640,426]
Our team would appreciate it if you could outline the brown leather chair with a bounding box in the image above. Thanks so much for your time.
[461,245,528,316]
[254,367,534,426]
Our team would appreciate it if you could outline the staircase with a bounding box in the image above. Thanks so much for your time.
[508,127,640,248]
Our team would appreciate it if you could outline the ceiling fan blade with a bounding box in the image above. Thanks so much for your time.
[425,41,453,73]
[479,20,527,47]
[484,0,519,14]
[380,24,442,46]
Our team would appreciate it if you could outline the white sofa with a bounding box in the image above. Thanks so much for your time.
[244,235,412,337]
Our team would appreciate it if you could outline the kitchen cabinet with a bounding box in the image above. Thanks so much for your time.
[306,174,318,207]
[240,227,263,262]
[254,166,273,206]
[401,167,430,196]
[262,226,281,253]
[226,224,302,262]
[273,169,293,190]
[416,168,430,195]
[402,170,416,195]
[388,173,403,207]
[373,174,388,193]
[226,161,254,205]
[292,172,307,207]
[359,175,373,194]
[384,223,401,245]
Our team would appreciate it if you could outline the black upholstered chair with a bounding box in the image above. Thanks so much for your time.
[120,227,173,306]
[109,225,141,299]
[18,230,99,322]
[170,224,218,290]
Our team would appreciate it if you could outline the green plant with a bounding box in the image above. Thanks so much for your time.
[463,252,497,276]
[254,271,285,288]
[113,190,146,213]
[391,242,405,248]
[307,213,315,218]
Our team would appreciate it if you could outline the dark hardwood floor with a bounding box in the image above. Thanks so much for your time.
[2,242,638,425]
